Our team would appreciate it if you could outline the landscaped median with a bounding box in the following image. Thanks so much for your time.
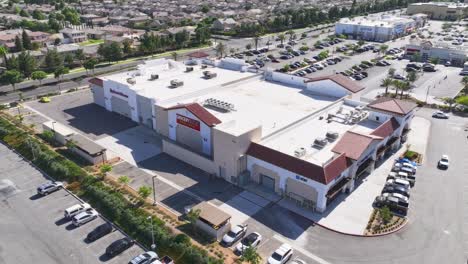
[0,113,224,264]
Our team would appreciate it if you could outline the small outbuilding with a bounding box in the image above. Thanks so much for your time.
[67,134,107,165]
[192,202,231,241]
[42,121,75,145]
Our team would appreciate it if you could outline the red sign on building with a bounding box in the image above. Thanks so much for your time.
[176,114,200,131]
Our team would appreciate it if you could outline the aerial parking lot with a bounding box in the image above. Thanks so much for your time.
[0,143,144,264]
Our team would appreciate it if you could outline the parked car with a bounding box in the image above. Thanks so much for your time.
[382,185,410,198]
[221,224,248,247]
[86,222,113,242]
[37,181,63,196]
[105,237,135,257]
[64,203,92,219]
[235,232,262,254]
[459,70,468,76]
[312,63,324,70]
[72,209,98,227]
[386,178,411,189]
[129,251,158,264]
[438,155,449,169]
[432,110,449,119]
[393,73,406,80]
[267,243,293,264]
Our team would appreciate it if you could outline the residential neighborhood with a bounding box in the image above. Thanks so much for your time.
[0,0,468,264]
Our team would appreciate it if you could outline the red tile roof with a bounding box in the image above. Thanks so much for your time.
[89,77,103,87]
[246,143,350,185]
[166,103,222,127]
[305,74,365,93]
[367,98,417,116]
[370,117,400,138]
[187,51,210,58]
[331,131,381,160]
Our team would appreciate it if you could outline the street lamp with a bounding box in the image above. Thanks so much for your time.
[147,216,156,250]
[152,175,157,206]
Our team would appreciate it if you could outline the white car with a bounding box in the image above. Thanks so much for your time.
[235,232,262,254]
[64,203,92,218]
[267,243,293,264]
[432,111,449,119]
[37,181,63,195]
[129,251,158,264]
[72,209,98,226]
[221,224,247,247]
[393,73,406,80]
[438,155,449,169]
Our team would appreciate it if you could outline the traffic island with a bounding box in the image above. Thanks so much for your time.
[364,208,408,236]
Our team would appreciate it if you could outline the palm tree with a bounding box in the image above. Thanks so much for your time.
[398,81,411,99]
[215,42,226,58]
[392,80,401,98]
[171,51,178,61]
[253,34,261,50]
[278,34,286,46]
[387,67,396,77]
[287,30,295,41]
[229,48,235,55]
[0,45,8,67]
[379,44,389,55]
[381,78,393,95]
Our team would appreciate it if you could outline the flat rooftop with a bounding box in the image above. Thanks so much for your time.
[260,102,378,166]
[160,77,339,136]
[102,59,256,102]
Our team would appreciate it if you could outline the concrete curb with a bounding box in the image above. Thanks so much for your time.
[312,215,408,237]
[0,140,149,252]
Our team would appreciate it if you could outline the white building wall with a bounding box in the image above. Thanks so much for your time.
[168,108,212,156]
[247,156,329,211]
[102,79,139,122]
[267,71,307,88]
[305,79,350,98]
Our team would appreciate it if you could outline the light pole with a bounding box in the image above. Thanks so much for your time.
[152,176,157,206]
[147,216,156,250]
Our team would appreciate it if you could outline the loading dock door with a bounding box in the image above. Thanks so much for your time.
[260,174,275,192]
[111,96,131,118]
[176,124,203,153]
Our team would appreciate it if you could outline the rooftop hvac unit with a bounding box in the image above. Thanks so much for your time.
[186,66,194,72]
[170,79,184,88]
[326,131,339,140]
[355,105,365,112]
[203,98,235,112]
[201,64,208,69]
[294,147,306,158]
[149,74,159,80]
[313,138,328,148]
[203,71,217,79]
[126,78,136,85]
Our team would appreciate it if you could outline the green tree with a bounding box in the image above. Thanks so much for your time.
[388,67,396,77]
[14,35,23,52]
[456,95,468,107]
[201,5,210,13]
[240,246,262,264]
[1,70,23,90]
[380,206,392,223]
[138,186,152,199]
[19,9,30,17]
[83,58,98,75]
[379,44,388,54]
[215,42,226,58]
[381,77,393,95]
[118,175,131,186]
[97,43,122,64]
[64,53,74,67]
[122,39,133,56]
[6,54,18,70]
[187,208,201,231]
[44,49,63,72]
[442,97,456,111]
[406,71,418,83]
[286,30,295,41]
[22,30,32,50]
[429,57,439,65]
[74,49,85,66]
[278,34,286,46]
[17,51,37,78]
[318,50,329,60]
[171,51,178,61]
[99,163,112,178]
[54,66,69,92]
[0,45,8,67]
[245,43,252,50]
[32,10,46,20]
[31,71,47,85]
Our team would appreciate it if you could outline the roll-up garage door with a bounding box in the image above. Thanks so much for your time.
[260,174,275,192]
[111,96,131,118]
[176,124,203,153]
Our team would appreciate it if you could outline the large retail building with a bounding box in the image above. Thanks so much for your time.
[90,58,416,213]
[407,2,468,20]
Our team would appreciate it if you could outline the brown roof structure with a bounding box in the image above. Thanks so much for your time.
[367,98,417,116]
[193,202,231,227]
[331,131,381,160]
[371,117,400,138]
[305,74,365,93]
[246,143,350,185]
[187,51,210,59]
[89,77,103,87]
[166,103,222,127]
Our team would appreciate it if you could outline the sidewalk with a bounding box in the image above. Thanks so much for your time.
[361,88,444,105]
[278,116,430,235]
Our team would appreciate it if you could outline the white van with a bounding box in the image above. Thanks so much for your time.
[64,203,91,218]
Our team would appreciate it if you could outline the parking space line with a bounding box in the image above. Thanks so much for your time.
[273,234,332,264]
[257,237,270,250]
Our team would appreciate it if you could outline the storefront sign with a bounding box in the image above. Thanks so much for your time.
[177,114,200,131]
[110,89,128,98]
[295,175,308,183]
